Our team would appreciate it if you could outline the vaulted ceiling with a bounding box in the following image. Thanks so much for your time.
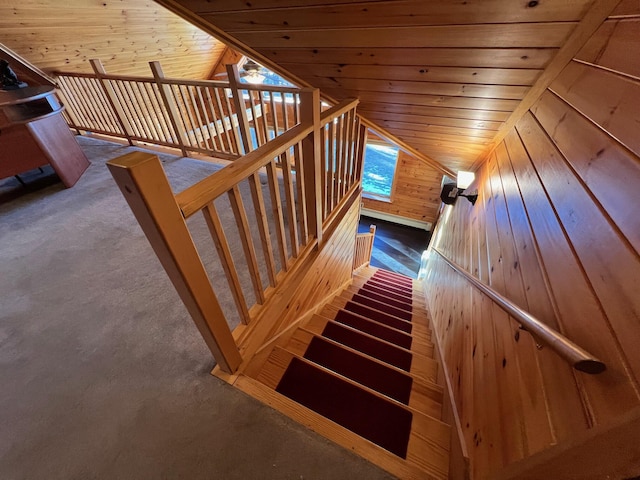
[153,0,601,176]
[0,0,226,79]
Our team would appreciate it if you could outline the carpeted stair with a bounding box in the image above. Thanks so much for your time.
[249,267,450,480]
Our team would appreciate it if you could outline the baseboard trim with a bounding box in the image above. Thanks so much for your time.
[360,208,432,231]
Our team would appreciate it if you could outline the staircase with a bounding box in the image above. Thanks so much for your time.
[235,267,450,480]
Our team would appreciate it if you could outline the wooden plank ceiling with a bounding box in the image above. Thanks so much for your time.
[154,0,598,175]
[0,0,226,79]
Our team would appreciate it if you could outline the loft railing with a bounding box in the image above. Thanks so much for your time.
[55,60,302,160]
[429,247,606,374]
[353,225,376,271]
[106,90,363,374]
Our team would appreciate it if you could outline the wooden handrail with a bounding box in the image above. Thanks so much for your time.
[431,247,606,374]
[320,98,359,126]
[176,122,313,218]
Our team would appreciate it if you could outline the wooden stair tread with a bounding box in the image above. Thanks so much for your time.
[320,303,435,356]
[306,313,439,383]
[286,327,444,419]
[235,374,449,480]
[339,291,429,323]
[330,296,432,341]
[344,285,426,312]
[256,346,450,474]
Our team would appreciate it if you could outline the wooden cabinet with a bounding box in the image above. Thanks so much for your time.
[0,86,89,187]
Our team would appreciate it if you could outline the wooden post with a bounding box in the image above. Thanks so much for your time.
[368,224,377,266]
[106,151,242,373]
[226,63,253,155]
[299,88,323,246]
[355,123,368,183]
[148,61,189,157]
[90,59,135,145]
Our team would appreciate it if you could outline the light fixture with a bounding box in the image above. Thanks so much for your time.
[457,171,475,189]
[242,59,265,84]
[439,170,478,206]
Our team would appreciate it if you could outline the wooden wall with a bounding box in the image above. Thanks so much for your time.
[362,150,443,227]
[0,0,225,78]
[423,4,640,479]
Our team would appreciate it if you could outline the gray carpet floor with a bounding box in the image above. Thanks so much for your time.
[0,136,394,480]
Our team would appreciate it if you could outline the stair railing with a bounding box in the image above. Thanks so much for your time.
[106,91,362,374]
[353,225,376,271]
[431,247,606,374]
[55,59,303,160]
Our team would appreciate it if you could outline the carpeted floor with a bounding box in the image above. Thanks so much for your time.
[0,136,394,480]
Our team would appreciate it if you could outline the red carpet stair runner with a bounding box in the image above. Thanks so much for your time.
[251,267,450,480]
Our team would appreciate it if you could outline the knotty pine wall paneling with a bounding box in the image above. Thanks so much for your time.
[423,7,640,478]
[362,150,443,226]
[0,0,225,79]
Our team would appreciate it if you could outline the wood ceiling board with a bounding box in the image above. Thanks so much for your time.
[380,129,493,146]
[197,0,594,29]
[265,47,558,69]
[310,77,530,99]
[576,19,640,79]
[232,23,576,49]
[611,0,640,16]
[1,0,225,78]
[178,0,395,13]
[323,90,522,111]
[278,64,543,86]
[357,103,513,122]
[357,112,503,131]
[369,121,496,138]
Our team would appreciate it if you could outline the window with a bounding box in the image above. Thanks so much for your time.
[362,141,399,200]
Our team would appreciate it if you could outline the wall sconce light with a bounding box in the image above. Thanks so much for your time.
[439,171,478,206]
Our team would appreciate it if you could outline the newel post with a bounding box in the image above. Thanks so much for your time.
[300,88,323,246]
[106,151,242,373]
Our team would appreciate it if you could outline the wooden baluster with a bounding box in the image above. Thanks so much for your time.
[340,110,351,196]
[148,83,173,144]
[335,113,345,201]
[125,81,153,141]
[55,77,84,134]
[226,64,252,154]
[228,185,266,304]
[320,124,327,221]
[269,91,279,137]
[248,173,278,287]
[266,159,289,271]
[347,109,359,189]
[149,61,188,156]
[202,202,251,325]
[90,59,135,145]
[203,87,223,153]
[248,90,264,147]
[299,88,322,245]
[355,123,368,183]
[106,151,241,373]
[68,76,97,130]
[258,89,271,142]
[136,82,163,143]
[188,85,209,150]
[84,77,112,132]
[215,87,238,154]
[112,80,143,139]
[281,149,300,258]
[293,140,308,245]
[328,120,337,210]
[175,84,198,148]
